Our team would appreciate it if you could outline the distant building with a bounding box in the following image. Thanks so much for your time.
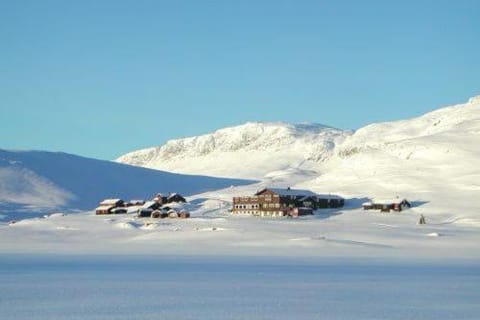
[127,200,145,207]
[362,198,411,212]
[137,201,162,217]
[232,187,344,217]
[152,193,186,204]
[166,193,186,203]
[95,199,124,215]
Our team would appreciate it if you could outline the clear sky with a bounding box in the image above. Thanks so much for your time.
[1,0,479,160]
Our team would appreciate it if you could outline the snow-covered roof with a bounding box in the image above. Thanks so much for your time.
[257,188,318,197]
[141,201,157,209]
[298,194,343,201]
[168,193,184,199]
[362,202,373,206]
[372,198,408,205]
[316,194,344,200]
[100,198,122,205]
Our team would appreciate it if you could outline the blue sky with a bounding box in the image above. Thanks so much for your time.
[1,0,479,160]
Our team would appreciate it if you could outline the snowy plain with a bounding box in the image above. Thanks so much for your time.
[1,255,479,320]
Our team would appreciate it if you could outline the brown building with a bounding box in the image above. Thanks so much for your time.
[232,187,344,217]
[362,198,411,212]
[95,198,124,215]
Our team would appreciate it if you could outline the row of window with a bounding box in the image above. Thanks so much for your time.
[234,203,281,209]
[234,204,259,209]
[233,210,285,216]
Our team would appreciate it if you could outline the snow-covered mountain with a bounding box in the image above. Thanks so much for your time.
[118,96,480,217]
[0,149,253,219]
[3,95,479,222]
[300,95,480,218]
[116,122,350,179]
[117,96,479,186]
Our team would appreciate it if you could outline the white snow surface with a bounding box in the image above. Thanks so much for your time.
[1,255,478,320]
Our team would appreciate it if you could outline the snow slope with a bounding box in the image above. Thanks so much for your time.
[300,95,480,224]
[116,122,349,179]
[0,149,254,219]
[116,95,480,227]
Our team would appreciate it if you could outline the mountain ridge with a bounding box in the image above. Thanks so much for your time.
[116,121,350,178]
[117,95,479,180]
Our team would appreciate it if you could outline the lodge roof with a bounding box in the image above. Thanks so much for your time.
[256,188,318,197]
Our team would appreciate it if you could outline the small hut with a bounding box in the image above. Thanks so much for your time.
[137,201,161,217]
[95,199,124,215]
[151,210,161,218]
[179,210,190,219]
[168,209,179,218]
[368,198,411,212]
[166,193,186,204]
[153,193,168,204]
[362,202,374,210]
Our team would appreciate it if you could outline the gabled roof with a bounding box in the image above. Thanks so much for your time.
[129,199,144,203]
[99,198,123,205]
[372,198,408,205]
[167,193,184,199]
[141,201,158,209]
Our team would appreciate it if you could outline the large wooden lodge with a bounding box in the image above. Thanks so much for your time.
[232,187,344,217]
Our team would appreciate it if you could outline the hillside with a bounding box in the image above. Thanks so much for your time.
[118,95,480,220]
[116,122,349,179]
[0,149,253,220]
[300,95,480,221]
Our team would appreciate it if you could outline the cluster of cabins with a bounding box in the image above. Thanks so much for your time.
[232,187,345,217]
[95,193,190,219]
[94,188,411,221]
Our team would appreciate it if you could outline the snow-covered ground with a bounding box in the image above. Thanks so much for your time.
[1,254,479,320]
[1,195,479,261]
